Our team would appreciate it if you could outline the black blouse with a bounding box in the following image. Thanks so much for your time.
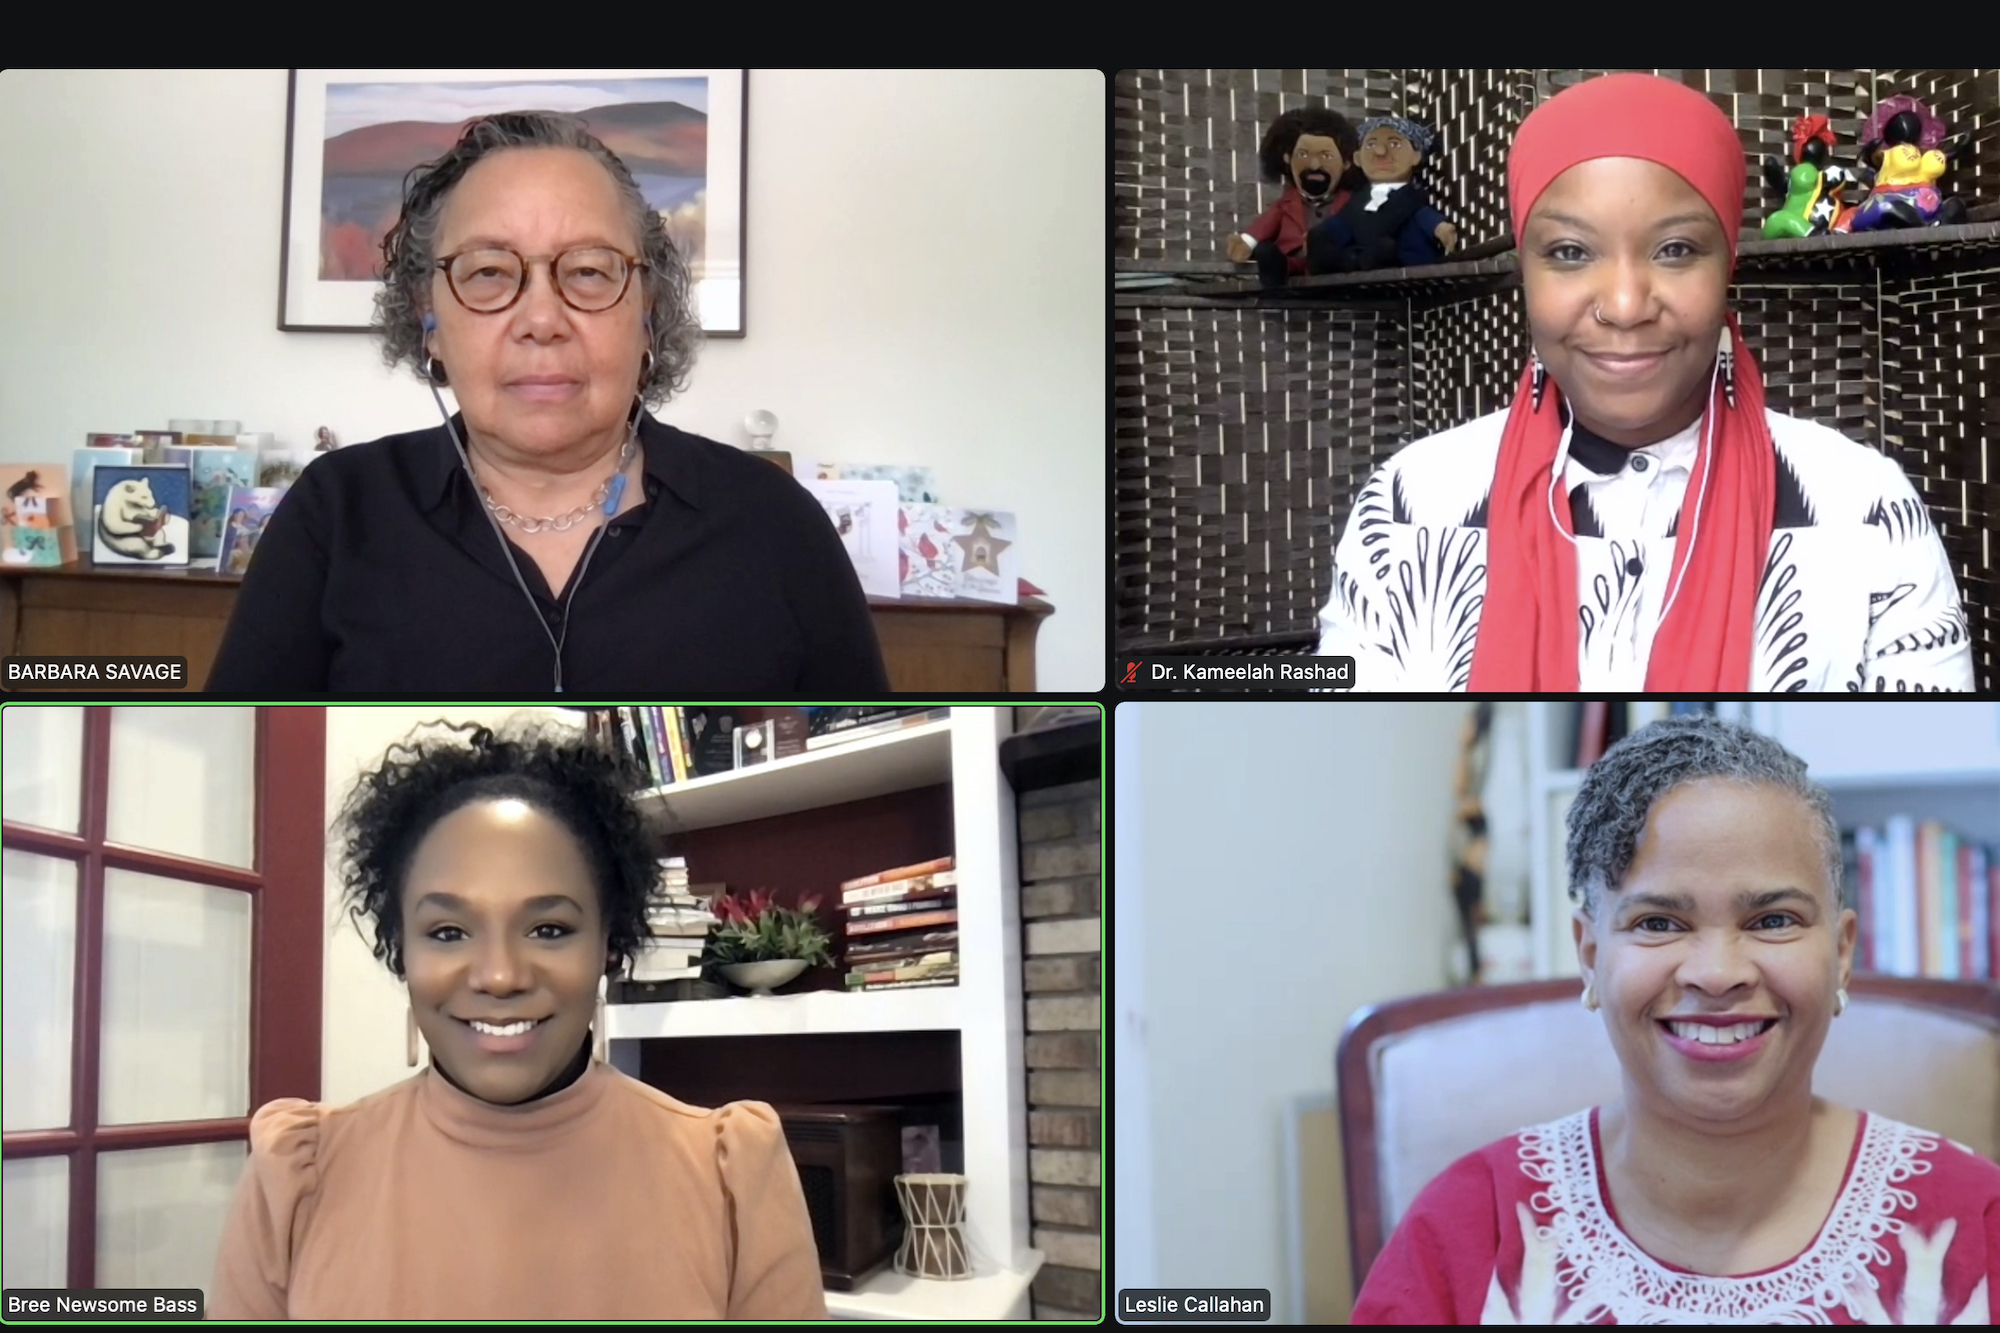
[206,413,889,695]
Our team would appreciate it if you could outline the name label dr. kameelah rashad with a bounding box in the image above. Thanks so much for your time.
[1116,655,1354,691]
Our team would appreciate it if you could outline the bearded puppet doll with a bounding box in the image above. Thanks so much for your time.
[1306,115,1458,272]
[1226,107,1361,288]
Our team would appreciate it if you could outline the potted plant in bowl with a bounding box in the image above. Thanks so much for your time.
[708,888,836,996]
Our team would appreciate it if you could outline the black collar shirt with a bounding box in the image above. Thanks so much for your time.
[206,413,889,695]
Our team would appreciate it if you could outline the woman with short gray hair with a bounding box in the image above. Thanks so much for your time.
[209,111,887,693]
[1355,716,2000,1323]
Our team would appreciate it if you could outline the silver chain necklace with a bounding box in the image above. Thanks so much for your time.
[475,435,636,534]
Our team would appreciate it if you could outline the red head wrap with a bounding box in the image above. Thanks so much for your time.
[1469,74,1773,692]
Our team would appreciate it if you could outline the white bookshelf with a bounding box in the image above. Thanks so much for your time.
[606,986,962,1038]
[630,718,953,832]
[605,707,1042,1322]
[1522,702,2000,980]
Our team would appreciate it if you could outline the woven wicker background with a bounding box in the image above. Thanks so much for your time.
[1882,263,2000,687]
[1115,69,1997,691]
[1116,303,1406,644]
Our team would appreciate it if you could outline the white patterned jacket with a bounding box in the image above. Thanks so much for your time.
[1315,408,1977,692]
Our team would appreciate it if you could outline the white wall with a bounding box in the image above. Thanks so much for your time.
[1126,702,1468,1323]
[0,69,1104,691]
[318,705,580,1107]
[1112,703,1156,1290]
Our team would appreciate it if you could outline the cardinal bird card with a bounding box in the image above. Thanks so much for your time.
[92,465,191,567]
[899,505,960,598]
[900,506,1018,604]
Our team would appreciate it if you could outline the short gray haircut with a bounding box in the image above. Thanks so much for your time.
[372,110,700,407]
[1566,716,1845,914]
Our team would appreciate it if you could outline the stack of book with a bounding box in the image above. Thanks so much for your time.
[841,855,960,991]
[585,707,752,787]
[1848,820,1999,980]
[805,706,951,752]
[628,857,720,986]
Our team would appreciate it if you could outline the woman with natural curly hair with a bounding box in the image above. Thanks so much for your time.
[208,720,828,1320]
[208,111,886,694]
[1354,716,1999,1324]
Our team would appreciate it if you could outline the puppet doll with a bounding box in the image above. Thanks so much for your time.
[1306,115,1458,272]
[1850,94,1970,231]
[1224,107,1360,287]
[1762,114,1859,239]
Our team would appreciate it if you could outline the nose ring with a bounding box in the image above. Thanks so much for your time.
[1592,305,1612,326]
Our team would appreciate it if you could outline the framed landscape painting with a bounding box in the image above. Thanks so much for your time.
[280,69,748,335]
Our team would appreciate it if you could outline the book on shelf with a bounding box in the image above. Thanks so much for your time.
[846,928,958,962]
[1558,703,1718,773]
[846,907,956,936]
[843,869,958,907]
[843,974,959,992]
[844,951,958,986]
[847,892,956,919]
[1846,817,1998,980]
[803,706,951,751]
[841,855,955,895]
[806,705,931,736]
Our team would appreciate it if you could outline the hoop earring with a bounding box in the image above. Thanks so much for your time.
[1531,354,1548,412]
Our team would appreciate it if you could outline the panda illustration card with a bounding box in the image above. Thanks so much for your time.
[92,465,192,567]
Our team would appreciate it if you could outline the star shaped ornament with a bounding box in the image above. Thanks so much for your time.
[953,513,1011,575]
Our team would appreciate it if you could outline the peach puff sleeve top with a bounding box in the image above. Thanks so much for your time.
[207,1058,829,1321]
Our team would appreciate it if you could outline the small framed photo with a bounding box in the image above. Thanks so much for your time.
[281,69,748,335]
[732,720,777,769]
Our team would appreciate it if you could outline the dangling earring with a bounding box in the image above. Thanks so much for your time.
[593,974,608,1063]
[1717,325,1735,409]
[627,351,655,434]
[1581,981,1599,1012]
[406,1004,420,1067]
[1531,353,1548,412]
[1835,986,1848,1017]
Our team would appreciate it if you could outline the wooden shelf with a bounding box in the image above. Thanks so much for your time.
[607,985,962,1039]
[631,718,953,833]
[1114,221,2000,307]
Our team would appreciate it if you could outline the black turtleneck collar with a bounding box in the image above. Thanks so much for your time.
[429,1029,593,1106]
[1567,418,1635,477]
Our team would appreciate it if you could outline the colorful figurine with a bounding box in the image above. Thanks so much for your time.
[1225,107,1360,288]
[1305,115,1459,272]
[1761,115,1859,239]
[1850,95,1970,231]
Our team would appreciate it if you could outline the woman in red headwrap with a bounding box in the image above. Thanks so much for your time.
[1314,73,1974,692]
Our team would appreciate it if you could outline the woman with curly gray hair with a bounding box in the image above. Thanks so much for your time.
[209,111,887,693]
[1355,715,2000,1324]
